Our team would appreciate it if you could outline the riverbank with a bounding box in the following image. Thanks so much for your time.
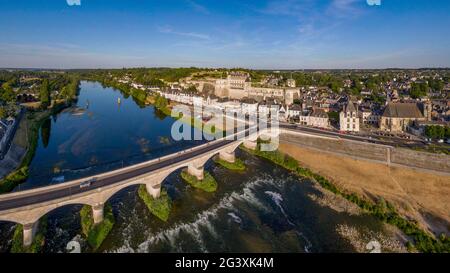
[0,101,73,193]
[241,142,450,253]
[0,111,50,193]
[278,142,450,237]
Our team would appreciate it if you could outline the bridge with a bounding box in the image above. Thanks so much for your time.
[0,127,275,247]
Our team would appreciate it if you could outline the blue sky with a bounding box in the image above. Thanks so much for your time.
[0,0,449,69]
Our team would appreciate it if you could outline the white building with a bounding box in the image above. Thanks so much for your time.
[192,96,204,107]
[287,78,296,88]
[215,72,250,99]
[214,72,300,104]
[287,104,302,118]
[340,101,360,132]
[297,109,329,129]
[308,110,329,128]
[241,99,259,115]
[359,108,380,126]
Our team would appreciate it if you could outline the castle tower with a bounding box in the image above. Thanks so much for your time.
[423,100,432,121]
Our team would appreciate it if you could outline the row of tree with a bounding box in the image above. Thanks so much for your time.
[424,125,450,140]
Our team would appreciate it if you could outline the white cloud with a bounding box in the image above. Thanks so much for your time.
[66,0,81,6]
[157,25,211,40]
[186,0,210,15]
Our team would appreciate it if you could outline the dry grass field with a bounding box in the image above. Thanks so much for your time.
[279,142,450,236]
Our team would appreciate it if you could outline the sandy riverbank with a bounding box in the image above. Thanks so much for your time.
[278,142,450,237]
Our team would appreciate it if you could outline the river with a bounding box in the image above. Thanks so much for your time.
[0,81,402,253]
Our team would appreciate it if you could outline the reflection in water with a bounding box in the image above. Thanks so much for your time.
[40,118,52,148]
[154,108,168,121]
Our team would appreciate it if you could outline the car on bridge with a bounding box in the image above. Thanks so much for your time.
[79,177,98,189]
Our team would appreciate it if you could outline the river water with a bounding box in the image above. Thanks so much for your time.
[0,81,395,253]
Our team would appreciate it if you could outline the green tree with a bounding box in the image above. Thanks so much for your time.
[0,107,6,119]
[436,126,445,139]
[154,94,168,109]
[410,82,428,99]
[425,126,437,139]
[0,83,16,103]
[40,79,50,108]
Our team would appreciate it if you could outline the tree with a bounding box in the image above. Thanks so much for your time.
[40,79,50,108]
[425,126,437,139]
[436,126,445,139]
[154,94,168,109]
[185,85,198,94]
[410,82,428,99]
[445,127,450,139]
[429,79,444,92]
[0,107,6,119]
[328,81,343,93]
[0,83,15,103]
[425,125,449,140]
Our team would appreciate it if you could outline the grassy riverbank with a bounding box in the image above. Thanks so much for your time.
[0,111,51,193]
[241,143,450,253]
[180,169,217,192]
[213,156,246,171]
[10,218,47,253]
[80,204,115,251]
[138,185,172,222]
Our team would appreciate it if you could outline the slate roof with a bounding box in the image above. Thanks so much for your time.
[382,103,424,118]
[343,101,357,113]
[311,109,328,118]
[289,104,302,111]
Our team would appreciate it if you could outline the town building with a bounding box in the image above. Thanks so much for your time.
[359,107,380,126]
[308,109,330,128]
[379,103,426,132]
[339,101,360,132]
[297,109,330,129]
[287,104,302,119]
[240,98,258,115]
[286,78,296,88]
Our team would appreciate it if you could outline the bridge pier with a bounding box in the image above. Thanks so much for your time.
[243,139,257,150]
[92,204,104,225]
[219,150,235,163]
[146,183,161,199]
[188,164,204,180]
[23,222,38,248]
